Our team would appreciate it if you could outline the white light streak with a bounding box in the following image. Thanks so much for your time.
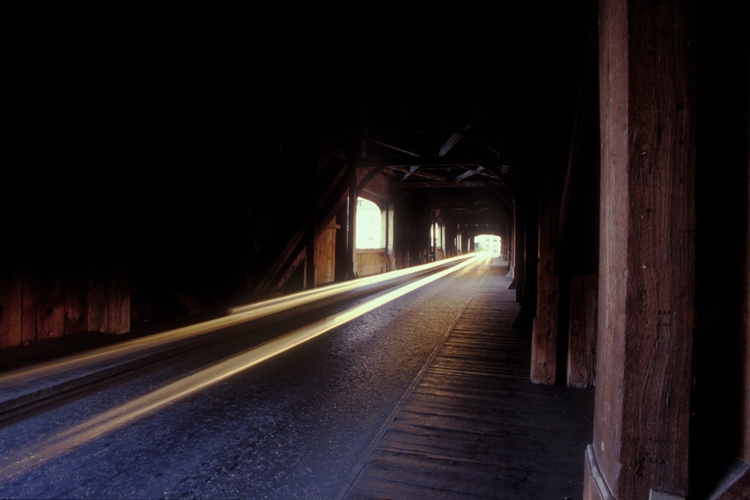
[0,254,479,478]
[0,254,476,391]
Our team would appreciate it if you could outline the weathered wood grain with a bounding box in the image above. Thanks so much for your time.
[21,272,38,344]
[87,270,108,334]
[64,269,87,335]
[106,264,129,334]
[567,273,597,388]
[0,269,23,348]
[314,221,337,286]
[591,0,695,498]
[37,270,65,340]
[531,188,559,385]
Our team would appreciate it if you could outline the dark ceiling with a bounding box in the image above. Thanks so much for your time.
[9,3,596,262]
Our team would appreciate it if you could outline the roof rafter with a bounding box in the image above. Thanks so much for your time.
[437,115,478,157]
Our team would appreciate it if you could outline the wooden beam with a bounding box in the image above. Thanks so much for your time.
[395,180,503,189]
[437,115,478,157]
[401,166,419,181]
[389,166,446,182]
[367,137,422,157]
[254,157,348,295]
[459,132,503,156]
[356,165,388,196]
[267,182,351,294]
[361,156,502,169]
[454,166,485,182]
[437,132,463,158]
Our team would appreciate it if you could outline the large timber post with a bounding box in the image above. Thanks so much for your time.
[531,182,560,385]
[511,198,524,296]
[512,190,538,329]
[584,0,695,499]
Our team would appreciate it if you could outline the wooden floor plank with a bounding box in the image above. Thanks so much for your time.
[340,262,594,500]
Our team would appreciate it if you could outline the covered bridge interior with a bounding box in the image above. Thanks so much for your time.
[4,2,750,498]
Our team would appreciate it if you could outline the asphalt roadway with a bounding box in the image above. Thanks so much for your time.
[0,260,490,499]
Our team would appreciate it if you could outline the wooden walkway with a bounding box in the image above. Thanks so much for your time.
[338,262,595,500]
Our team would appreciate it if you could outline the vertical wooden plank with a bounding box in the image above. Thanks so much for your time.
[567,273,598,388]
[315,222,337,286]
[37,270,65,339]
[0,269,23,348]
[87,270,108,333]
[106,264,130,334]
[587,0,629,494]
[531,188,560,385]
[21,272,38,344]
[64,268,88,335]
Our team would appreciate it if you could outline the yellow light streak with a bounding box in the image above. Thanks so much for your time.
[0,254,480,479]
[0,254,476,390]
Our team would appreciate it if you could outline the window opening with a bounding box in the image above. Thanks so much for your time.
[356,198,383,249]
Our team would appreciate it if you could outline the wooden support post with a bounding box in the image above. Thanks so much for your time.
[586,0,695,498]
[37,270,65,340]
[567,273,598,388]
[512,199,524,296]
[512,193,537,329]
[531,186,560,384]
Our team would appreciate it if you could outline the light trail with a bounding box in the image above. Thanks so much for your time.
[0,254,476,390]
[0,254,480,479]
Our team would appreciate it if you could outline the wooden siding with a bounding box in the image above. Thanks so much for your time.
[356,250,389,278]
[315,222,337,286]
[0,266,129,348]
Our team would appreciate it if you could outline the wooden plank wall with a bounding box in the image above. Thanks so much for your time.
[315,221,337,286]
[0,270,23,349]
[0,265,130,349]
[356,250,388,278]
